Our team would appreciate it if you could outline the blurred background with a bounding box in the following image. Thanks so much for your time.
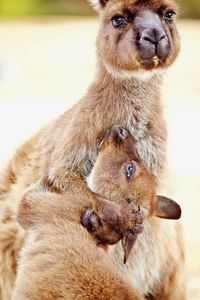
[0,0,200,299]
[0,0,200,18]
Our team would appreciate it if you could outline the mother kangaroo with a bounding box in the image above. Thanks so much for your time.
[0,0,185,299]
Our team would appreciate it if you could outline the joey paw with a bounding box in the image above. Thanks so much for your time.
[81,208,104,232]
[81,199,145,249]
[81,207,122,245]
[119,200,145,236]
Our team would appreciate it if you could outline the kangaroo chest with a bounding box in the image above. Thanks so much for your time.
[108,220,169,296]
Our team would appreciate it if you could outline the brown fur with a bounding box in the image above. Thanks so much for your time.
[12,126,180,299]
[13,189,143,300]
[0,0,184,299]
[12,128,148,300]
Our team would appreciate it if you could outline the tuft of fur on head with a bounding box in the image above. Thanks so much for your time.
[88,0,108,11]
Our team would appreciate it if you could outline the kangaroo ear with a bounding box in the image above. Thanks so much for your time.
[88,0,109,11]
[155,196,182,220]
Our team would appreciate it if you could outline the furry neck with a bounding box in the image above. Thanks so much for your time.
[89,61,164,107]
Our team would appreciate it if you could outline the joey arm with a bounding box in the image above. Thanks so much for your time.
[17,182,95,229]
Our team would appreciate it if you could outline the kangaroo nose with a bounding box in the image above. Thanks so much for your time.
[138,28,169,60]
[140,28,166,46]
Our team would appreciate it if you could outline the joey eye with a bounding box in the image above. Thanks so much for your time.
[125,164,135,179]
[164,10,176,21]
[112,16,127,28]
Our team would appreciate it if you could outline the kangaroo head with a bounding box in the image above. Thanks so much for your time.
[88,0,180,78]
[87,125,181,220]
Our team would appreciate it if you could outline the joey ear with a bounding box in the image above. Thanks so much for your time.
[88,0,109,11]
[155,196,182,220]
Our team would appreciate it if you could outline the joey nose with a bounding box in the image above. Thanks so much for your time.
[109,126,129,144]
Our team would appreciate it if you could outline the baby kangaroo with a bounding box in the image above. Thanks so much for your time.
[13,126,181,300]
[83,126,181,263]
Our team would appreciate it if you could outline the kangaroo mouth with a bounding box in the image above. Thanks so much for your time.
[137,56,164,69]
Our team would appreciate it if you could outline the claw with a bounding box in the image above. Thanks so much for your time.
[81,208,98,232]
[134,223,144,234]
[122,233,137,264]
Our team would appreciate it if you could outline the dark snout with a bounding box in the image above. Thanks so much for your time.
[135,10,170,64]
[104,125,138,160]
[99,126,129,150]
[108,126,129,144]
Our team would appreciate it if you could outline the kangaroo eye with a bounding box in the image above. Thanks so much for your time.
[125,164,135,179]
[164,10,176,21]
[112,16,127,28]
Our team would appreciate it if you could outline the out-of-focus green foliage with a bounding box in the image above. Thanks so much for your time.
[0,0,94,17]
[178,0,200,19]
[0,0,199,18]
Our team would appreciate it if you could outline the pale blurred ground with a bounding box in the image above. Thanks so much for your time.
[0,18,199,298]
